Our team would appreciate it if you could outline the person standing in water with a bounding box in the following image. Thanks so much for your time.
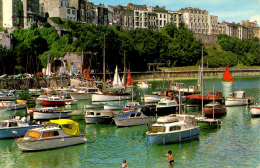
[121,160,128,168]
[168,150,174,164]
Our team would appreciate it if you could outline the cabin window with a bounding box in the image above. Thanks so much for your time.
[96,113,100,116]
[41,132,54,138]
[87,112,95,115]
[0,122,7,127]
[62,124,73,129]
[130,113,135,117]
[27,131,40,138]
[158,103,167,105]
[170,126,181,131]
[151,126,166,133]
[10,122,18,127]
[136,113,141,117]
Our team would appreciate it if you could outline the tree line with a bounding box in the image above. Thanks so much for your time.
[0,18,259,75]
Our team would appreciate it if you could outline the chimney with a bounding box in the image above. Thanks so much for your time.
[222,21,225,24]
[162,6,166,10]
[143,4,146,7]
[127,3,133,7]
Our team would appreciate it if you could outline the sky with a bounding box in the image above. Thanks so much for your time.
[91,0,260,26]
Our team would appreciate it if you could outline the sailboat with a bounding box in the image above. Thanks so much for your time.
[126,70,133,87]
[195,47,222,129]
[112,65,123,89]
[222,65,234,84]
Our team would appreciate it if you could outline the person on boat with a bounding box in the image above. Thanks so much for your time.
[121,160,128,168]
[21,115,27,123]
[168,150,174,164]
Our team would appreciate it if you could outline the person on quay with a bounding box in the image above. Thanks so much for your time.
[168,150,174,164]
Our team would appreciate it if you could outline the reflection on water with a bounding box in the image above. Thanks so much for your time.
[0,77,260,167]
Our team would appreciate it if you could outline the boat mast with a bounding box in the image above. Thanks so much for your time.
[124,51,126,88]
[103,35,106,91]
[213,84,215,120]
[153,66,155,93]
[201,46,204,118]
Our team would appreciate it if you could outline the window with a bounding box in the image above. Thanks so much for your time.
[170,126,181,131]
[130,113,135,117]
[27,131,40,138]
[136,113,141,117]
[151,126,166,133]
[72,10,75,15]
[62,124,73,129]
[67,9,70,14]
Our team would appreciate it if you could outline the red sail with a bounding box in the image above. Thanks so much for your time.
[84,67,94,81]
[126,70,133,86]
[222,65,234,82]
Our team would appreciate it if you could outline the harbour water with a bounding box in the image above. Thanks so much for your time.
[0,76,260,167]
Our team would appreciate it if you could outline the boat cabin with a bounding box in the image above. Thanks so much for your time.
[157,100,177,106]
[170,82,185,90]
[207,91,222,99]
[24,127,64,139]
[231,91,245,99]
[86,110,114,117]
[118,111,143,118]
[0,120,30,128]
[149,115,196,133]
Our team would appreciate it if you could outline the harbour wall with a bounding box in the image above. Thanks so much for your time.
[0,68,260,89]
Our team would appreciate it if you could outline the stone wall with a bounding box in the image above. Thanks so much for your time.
[193,33,218,43]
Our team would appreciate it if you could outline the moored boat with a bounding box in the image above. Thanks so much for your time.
[42,95,72,106]
[91,89,134,102]
[250,105,260,117]
[104,104,124,110]
[146,114,200,145]
[85,110,116,124]
[203,102,226,115]
[225,91,254,106]
[156,99,182,116]
[0,118,41,138]
[185,91,224,107]
[112,111,153,127]
[15,119,87,151]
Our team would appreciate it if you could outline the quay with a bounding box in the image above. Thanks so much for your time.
[0,67,260,89]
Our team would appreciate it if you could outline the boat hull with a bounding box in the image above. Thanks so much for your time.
[156,105,184,116]
[16,134,86,151]
[42,100,67,106]
[250,106,260,117]
[69,93,92,100]
[113,117,153,127]
[225,98,254,106]
[196,118,221,129]
[33,112,70,120]
[146,127,200,145]
[186,96,223,107]
[203,108,226,115]
[92,94,134,102]
[0,125,40,139]
[85,117,113,124]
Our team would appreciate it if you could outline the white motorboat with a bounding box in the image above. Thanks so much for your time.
[91,90,135,102]
[27,107,59,115]
[250,105,260,117]
[84,103,106,109]
[0,92,17,101]
[85,110,116,124]
[146,114,200,145]
[36,94,49,104]
[104,104,124,110]
[29,107,71,120]
[156,99,181,116]
[0,119,41,138]
[225,91,255,106]
[15,119,87,151]
[112,111,153,127]
[69,87,102,100]
[137,82,151,88]
[143,94,161,103]
[10,103,27,110]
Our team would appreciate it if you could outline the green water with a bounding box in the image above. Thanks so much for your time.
[1,76,260,167]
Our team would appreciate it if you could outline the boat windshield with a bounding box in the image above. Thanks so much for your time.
[150,126,166,133]
[158,102,168,106]
[26,131,40,138]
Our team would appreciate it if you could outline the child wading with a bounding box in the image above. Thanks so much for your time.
[168,150,174,164]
